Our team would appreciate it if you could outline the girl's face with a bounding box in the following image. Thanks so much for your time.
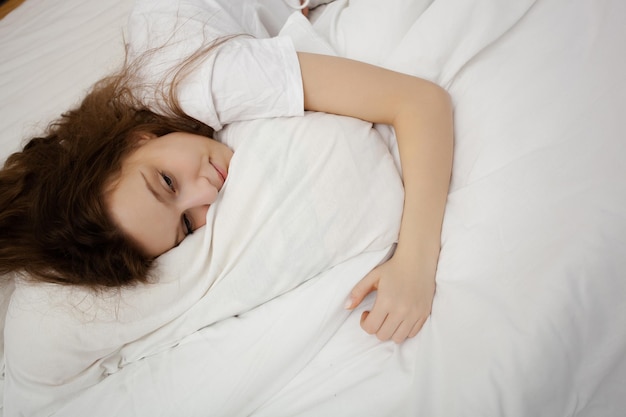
[107,132,233,257]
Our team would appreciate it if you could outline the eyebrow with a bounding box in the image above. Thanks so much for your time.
[141,172,181,249]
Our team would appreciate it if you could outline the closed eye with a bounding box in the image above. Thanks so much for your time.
[157,172,192,240]
[183,214,193,236]
[160,172,175,191]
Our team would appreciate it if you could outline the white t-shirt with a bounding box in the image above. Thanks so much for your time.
[127,0,305,130]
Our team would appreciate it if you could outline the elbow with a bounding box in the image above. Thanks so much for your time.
[425,82,453,115]
[396,80,453,126]
[422,82,454,133]
[397,77,453,116]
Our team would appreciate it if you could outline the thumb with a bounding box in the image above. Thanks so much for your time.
[345,269,379,310]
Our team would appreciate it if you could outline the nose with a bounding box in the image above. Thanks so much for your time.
[178,178,219,229]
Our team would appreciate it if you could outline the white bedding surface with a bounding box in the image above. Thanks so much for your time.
[1,0,626,416]
[0,0,131,161]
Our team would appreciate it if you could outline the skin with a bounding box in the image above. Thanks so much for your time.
[297,53,453,344]
[107,132,233,257]
[109,52,453,343]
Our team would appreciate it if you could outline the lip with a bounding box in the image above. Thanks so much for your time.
[210,162,227,185]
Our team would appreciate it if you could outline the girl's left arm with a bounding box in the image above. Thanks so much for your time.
[297,53,453,343]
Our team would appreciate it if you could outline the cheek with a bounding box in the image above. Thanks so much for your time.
[163,151,202,174]
[111,195,178,257]
[190,205,211,231]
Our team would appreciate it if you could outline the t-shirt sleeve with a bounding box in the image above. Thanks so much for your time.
[176,36,304,131]
[127,0,305,132]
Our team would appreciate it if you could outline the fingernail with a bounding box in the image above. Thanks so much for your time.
[344,298,352,309]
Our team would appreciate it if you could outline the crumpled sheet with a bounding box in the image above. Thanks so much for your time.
[4,0,626,416]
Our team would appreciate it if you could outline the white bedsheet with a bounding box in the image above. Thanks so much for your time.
[1,0,625,416]
[4,110,403,416]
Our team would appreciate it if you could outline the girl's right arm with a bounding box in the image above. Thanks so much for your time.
[297,52,454,343]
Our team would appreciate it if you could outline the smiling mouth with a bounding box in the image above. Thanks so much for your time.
[211,162,227,184]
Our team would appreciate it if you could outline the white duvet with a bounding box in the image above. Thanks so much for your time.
[1,0,625,416]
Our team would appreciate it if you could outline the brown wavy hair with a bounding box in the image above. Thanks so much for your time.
[0,44,219,288]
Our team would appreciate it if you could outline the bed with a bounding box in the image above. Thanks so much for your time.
[1,0,625,416]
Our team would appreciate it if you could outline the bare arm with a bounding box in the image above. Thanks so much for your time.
[298,52,453,342]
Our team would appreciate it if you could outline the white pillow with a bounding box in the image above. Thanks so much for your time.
[5,112,404,409]
[138,112,405,342]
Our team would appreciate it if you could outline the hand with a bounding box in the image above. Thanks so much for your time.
[345,255,435,343]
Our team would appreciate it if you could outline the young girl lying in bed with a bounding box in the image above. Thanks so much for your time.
[0,0,453,344]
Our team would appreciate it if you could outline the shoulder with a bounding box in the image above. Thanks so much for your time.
[206,36,304,128]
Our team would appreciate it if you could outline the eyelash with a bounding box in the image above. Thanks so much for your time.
[183,215,193,236]
[160,172,193,236]
[161,172,175,191]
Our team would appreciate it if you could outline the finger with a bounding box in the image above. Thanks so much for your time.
[376,316,403,342]
[408,317,427,339]
[391,319,416,344]
[360,305,387,335]
[346,271,379,309]
[360,311,369,324]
